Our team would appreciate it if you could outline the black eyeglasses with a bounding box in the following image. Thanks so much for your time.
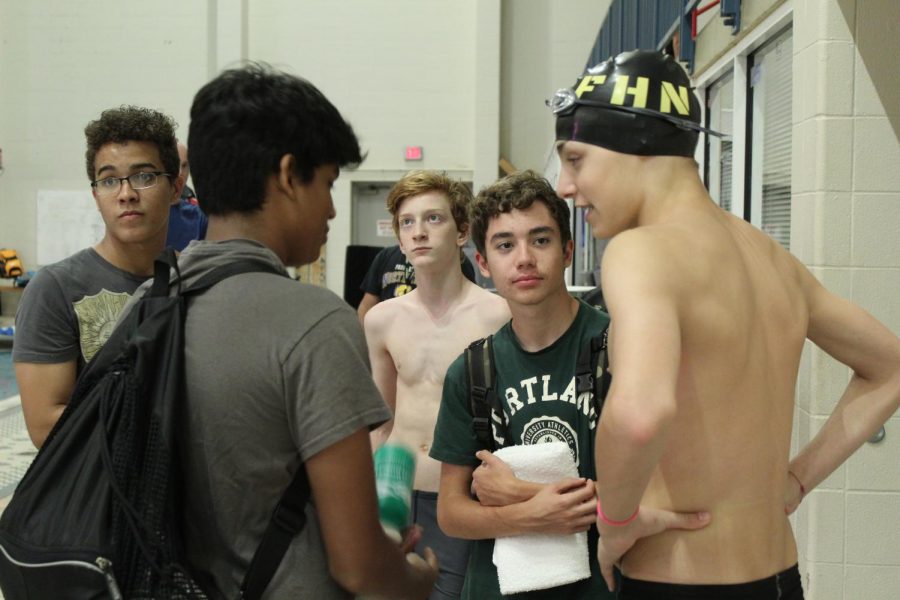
[91,171,172,196]
[546,87,726,138]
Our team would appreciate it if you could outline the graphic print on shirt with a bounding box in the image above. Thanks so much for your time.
[74,290,132,362]
[490,372,598,467]
[381,261,416,297]
[521,416,580,466]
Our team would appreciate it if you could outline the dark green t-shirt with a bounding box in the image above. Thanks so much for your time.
[430,300,614,600]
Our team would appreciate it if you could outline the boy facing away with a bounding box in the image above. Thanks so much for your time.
[170,63,438,599]
[554,49,900,599]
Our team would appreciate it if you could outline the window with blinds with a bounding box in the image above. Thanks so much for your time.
[706,72,735,212]
[749,28,793,249]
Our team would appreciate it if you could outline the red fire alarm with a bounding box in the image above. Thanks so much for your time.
[405,146,423,161]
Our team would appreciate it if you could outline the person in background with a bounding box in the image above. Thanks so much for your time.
[357,244,478,324]
[14,105,183,448]
[165,141,208,251]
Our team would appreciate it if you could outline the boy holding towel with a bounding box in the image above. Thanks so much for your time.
[429,170,705,599]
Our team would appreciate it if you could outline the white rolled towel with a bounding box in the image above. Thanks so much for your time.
[491,441,591,594]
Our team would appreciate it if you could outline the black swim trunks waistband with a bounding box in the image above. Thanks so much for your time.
[618,564,803,599]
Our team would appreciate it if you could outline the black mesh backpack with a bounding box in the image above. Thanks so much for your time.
[0,250,311,600]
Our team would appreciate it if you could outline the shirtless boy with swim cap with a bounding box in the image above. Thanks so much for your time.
[553,49,900,599]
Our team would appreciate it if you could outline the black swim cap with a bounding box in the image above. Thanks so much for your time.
[553,50,720,157]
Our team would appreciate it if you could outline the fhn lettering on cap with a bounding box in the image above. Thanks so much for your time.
[551,49,725,157]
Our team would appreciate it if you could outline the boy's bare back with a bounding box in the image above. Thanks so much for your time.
[555,49,900,593]
[602,201,814,581]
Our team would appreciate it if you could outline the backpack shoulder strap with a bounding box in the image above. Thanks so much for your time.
[183,259,286,296]
[466,336,508,451]
[239,466,310,600]
[595,327,611,414]
[466,337,494,451]
[576,326,611,419]
[147,248,288,300]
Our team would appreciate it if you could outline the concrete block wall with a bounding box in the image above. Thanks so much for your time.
[500,0,613,176]
[792,0,900,597]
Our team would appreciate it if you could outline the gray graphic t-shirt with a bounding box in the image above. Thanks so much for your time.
[13,248,148,373]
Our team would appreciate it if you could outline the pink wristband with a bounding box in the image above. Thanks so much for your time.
[596,498,639,526]
[787,470,806,497]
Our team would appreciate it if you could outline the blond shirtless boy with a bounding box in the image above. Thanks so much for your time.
[553,49,900,599]
[364,170,510,599]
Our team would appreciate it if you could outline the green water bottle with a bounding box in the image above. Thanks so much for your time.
[373,443,416,542]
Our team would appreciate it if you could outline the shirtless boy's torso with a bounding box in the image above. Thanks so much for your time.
[367,281,508,491]
[603,197,806,583]
[364,173,510,600]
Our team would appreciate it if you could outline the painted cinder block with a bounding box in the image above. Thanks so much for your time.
[806,561,845,600]
[819,118,856,192]
[814,192,853,267]
[853,118,900,193]
[792,118,854,194]
[790,192,817,263]
[843,565,900,600]
[846,417,900,493]
[806,490,846,563]
[854,51,888,117]
[845,492,900,565]
[793,0,855,52]
[852,268,900,332]
[815,41,855,117]
[795,41,855,122]
[851,193,900,267]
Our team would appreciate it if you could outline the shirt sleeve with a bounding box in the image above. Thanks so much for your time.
[284,304,392,462]
[359,247,388,295]
[429,353,482,467]
[12,268,80,364]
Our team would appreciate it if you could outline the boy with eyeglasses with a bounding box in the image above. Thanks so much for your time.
[13,105,183,448]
